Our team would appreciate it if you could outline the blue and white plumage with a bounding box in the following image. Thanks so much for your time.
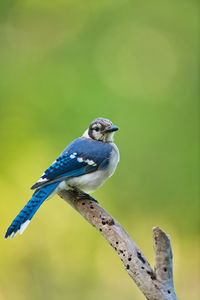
[5,118,119,239]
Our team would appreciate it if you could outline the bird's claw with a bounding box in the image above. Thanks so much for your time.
[68,186,98,203]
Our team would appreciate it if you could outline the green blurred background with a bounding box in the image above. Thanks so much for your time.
[0,0,199,299]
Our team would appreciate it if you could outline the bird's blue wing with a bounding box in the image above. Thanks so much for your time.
[31,138,112,190]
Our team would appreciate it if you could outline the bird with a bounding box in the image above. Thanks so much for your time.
[5,118,119,239]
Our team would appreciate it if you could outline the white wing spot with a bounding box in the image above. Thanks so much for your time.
[86,159,95,165]
[73,152,77,156]
[77,157,83,163]
[70,154,75,159]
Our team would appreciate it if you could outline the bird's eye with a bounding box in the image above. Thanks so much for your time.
[94,127,100,132]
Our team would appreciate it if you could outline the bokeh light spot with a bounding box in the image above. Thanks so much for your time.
[95,22,178,100]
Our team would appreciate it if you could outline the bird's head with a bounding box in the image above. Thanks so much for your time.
[83,118,119,143]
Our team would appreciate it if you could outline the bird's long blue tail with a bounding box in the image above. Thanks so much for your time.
[5,182,60,239]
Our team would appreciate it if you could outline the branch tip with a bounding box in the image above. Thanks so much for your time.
[58,192,178,300]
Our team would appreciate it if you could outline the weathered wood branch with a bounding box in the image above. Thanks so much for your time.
[58,190,178,300]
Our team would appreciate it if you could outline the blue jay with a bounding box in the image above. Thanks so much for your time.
[5,118,119,239]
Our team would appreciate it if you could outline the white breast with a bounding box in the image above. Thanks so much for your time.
[104,143,120,178]
[62,143,119,194]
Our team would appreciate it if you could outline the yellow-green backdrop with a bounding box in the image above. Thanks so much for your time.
[0,0,199,299]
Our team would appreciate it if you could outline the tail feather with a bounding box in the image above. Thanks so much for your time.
[5,182,60,239]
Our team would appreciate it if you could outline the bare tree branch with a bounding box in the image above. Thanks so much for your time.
[58,190,178,300]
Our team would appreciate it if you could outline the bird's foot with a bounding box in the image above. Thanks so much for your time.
[68,186,98,203]
[81,193,98,203]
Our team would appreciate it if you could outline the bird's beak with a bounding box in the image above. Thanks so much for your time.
[103,125,119,133]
